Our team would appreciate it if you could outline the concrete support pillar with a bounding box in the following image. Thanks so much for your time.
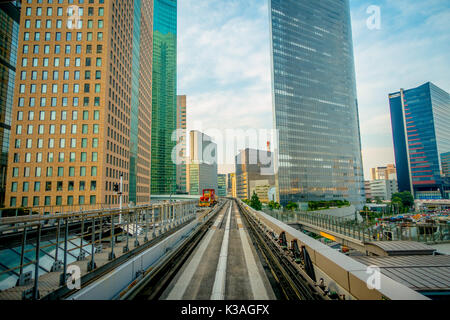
[158,206,163,236]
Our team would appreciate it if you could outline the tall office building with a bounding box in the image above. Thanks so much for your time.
[151,0,177,195]
[5,0,153,208]
[188,130,218,195]
[389,82,450,200]
[176,95,187,193]
[227,172,233,195]
[217,173,226,197]
[269,0,365,208]
[227,172,236,197]
[235,148,275,201]
[0,1,20,206]
[370,164,397,181]
[442,152,450,177]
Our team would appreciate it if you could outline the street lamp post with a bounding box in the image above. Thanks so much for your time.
[118,174,123,224]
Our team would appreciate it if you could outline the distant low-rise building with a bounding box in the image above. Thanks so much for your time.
[364,181,372,200]
[371,164,397,181]
[235,148,275,201]
[368,179,399,201]
[252,183,271,204]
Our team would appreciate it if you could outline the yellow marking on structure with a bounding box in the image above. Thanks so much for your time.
[211,213,225,229]
[235,210,243,230]
[319,232,336,242]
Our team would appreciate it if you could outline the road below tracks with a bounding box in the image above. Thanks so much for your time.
[161,200,275,300]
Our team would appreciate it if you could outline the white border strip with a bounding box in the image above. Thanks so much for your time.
[237,210,269,300]
[165,204,229,300]
[210,203,232,300]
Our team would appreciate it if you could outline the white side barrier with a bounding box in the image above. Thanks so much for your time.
[67,220,199,300]
[240,202,429,301]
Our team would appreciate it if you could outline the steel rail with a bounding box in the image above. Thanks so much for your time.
[125,201,229,300]
[238,201,327,300]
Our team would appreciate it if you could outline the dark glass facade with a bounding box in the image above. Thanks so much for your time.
[217,174,227,197]
[442,152,450,177]
[151,0,177,195]
[269,0,365,208]
[389,82,450,200]
[389,92,412,194]
[129,0,142,204]
[0,2,19,206]
[129,0,153,204]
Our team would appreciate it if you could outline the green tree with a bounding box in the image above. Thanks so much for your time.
[268,201,281,210]
[391,196,403,214]
[308,201,319,211]
[286,201,298,211]
[250,191,262,211]
[374,196,383,204]
[391,191,414,209]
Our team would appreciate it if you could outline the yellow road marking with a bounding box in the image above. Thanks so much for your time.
[319,232,336,241]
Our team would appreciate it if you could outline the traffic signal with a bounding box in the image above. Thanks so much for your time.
[113,183,119,192]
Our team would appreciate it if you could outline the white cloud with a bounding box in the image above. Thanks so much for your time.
[178,0,272,131]
[178,0,450,177]
[360,113,392,136]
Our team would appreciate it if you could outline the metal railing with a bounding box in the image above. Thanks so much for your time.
[0,202,168,218]
[264,210,450,244]
[0,200,198,300]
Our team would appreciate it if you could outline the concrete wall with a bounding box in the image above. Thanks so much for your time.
[67,220,199,300]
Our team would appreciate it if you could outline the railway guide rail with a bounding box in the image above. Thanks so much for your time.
[237,201,330,300]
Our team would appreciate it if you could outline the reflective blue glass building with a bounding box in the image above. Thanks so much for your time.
[389,82,450,200]
[269,0,365,208]
[151,0,177,195]
[0,2,20,206]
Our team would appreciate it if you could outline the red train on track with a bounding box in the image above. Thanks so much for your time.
[198,189,218,207]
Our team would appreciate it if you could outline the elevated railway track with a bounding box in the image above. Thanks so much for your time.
[126,199,330,300]
[0,198,430,300]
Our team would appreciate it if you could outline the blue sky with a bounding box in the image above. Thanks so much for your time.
[177,0,450,178]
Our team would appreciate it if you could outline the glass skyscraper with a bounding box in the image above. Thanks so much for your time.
[0,2,20,206]
[151,0,177,195]
[188,131,218,196]
[389,82,450,200]
[269,0,365,208]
